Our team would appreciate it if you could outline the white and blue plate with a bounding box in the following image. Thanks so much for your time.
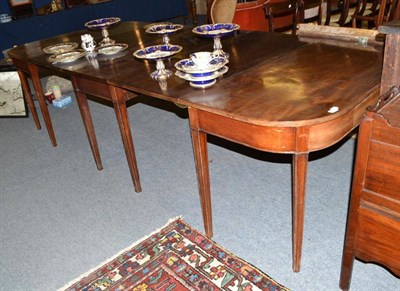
[190,79,217,89]
[144,22,173,30]
[145,23,184,35]
[192,23,240,38]
[85,17,121,29]
[174,57,228,74]
[175,66,228,82]
[133,44,182,60]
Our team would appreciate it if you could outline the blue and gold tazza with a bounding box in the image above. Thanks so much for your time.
[85,17,121,46]
[145,23,184,45]
[133,44,182,80]
[174,57,229,89]
[192,23,240,59]
[174,57,228,74]
[175,66,228,89]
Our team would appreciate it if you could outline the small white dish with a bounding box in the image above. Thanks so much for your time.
[43,42,78,54]
[49,50,86,64]
[97,43,128,55]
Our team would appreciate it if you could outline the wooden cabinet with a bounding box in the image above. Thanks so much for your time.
[339,87,400,290]
[63,0,86,9]
[340,19,400,291]
[8,0,35,19]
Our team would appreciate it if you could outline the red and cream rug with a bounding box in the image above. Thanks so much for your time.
[60,217,288,291]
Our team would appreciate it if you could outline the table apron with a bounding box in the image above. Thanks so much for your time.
[72,77,138,102]
[11,57,30,74]
[188,88,380,153]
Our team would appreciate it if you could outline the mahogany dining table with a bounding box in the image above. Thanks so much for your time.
[8,21,383,272]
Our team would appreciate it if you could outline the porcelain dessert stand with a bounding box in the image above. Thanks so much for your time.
[175,52,228,89]
[192,23,240,59]
[133,44,182,80]
[145,23,184,46]
[85,17,121,46]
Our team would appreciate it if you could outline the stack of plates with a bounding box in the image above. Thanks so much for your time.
[175,56,228,89]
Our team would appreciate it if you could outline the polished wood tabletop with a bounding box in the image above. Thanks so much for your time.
[8,21,383,272]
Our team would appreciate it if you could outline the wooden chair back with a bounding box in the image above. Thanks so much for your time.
[351,0,400,28]
[298,0,323,24]
[264,0,299,34]
[324,0,348,25]
[210,0,238,23]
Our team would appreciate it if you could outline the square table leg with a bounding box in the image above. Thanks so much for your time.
[190,127,213,238]
[292,152,309,273]
[110,86,142,193]
[28,63,57,147]
[71,76,103,171]
[188,107,310,272]
[17,70,41,130]
[70,77,142,193]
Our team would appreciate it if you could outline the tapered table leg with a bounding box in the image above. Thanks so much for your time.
[72,77,103,171]
[292,152,309,272]
[189,117,213,238]
[110,86,141,193]
[340,244,355,290]
[17,70,41,130]
[28,64,57,147]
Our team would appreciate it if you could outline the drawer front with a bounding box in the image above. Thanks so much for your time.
[354,206,400,274]
[364,141,400,203]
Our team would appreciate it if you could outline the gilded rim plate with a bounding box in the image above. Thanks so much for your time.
[174,57,228,74]
[190,79,217,89]
[85,17,121,29]
[192,23,240,38]
[143,22,173,30]
[145,23,184,35]
[133,44,182,60]
[97,43,128,55]
[43,42,78,54]
[49,50,86,64]
[175,66,228,82]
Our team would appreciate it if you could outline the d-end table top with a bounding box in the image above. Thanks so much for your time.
[9,21,383,128]
[8,21,385,273]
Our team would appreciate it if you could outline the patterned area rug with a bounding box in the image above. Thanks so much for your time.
[60,217,288,291]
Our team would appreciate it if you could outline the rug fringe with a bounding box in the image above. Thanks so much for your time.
[57,216,182,291]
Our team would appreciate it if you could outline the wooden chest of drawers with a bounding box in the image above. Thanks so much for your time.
[340,87,400,290]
